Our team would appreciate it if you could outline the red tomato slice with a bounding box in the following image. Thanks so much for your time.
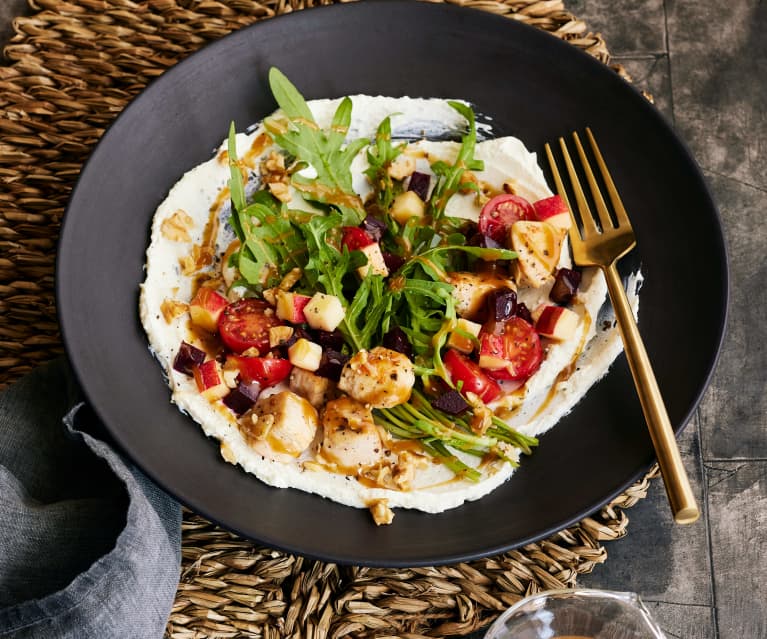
[218,299,283,354]
[443,348,502,404]
[341,226,375,251]
[479,317,543,381]
[478,194,535,244]
[230,355,292,388]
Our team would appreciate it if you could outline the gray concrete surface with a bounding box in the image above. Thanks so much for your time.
[570,2,767,638]
[2,1,765,638]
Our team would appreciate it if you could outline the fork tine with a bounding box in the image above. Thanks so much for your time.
[558,137,599,237]
[544,143,578,235]
[586,127,632,229]
[572,131,615,232]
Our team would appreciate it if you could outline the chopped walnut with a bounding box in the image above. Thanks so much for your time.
[392,450,428,491]
[262,287,278,306]
[361,462,395,489]
[160,209,194,242]
[220,441,237,465]
[268,181,292,203]
[199,276,224,290]
[160,298,188,324]
[502,180,518,195]
[262,151,286,173]
[387,154,415,180]
[278,267,303,291]
[369,499,394,526]
[179,244,214,276]
[465,392,494,435]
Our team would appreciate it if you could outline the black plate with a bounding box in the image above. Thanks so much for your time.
[57,0,728,566]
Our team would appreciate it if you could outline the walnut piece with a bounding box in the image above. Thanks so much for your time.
[368,499,394,526]
[161,209,194,242]
[160,298,188,324]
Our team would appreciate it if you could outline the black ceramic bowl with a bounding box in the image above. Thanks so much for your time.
[57,0,728,566]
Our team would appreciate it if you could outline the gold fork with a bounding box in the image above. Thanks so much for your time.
[545,129,700,524]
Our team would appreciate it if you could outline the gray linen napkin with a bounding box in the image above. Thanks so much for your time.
[0,358,181,638]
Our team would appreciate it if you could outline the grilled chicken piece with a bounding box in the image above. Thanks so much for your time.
[241,390,318,461]
[289,367,334,408]
[320,396,384,469]
[510,220,563,288]
[337,347,414,408]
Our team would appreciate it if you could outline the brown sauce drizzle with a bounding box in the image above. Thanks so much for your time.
[531,310,592,421]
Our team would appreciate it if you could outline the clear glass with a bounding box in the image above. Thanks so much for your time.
[484,589,667,639]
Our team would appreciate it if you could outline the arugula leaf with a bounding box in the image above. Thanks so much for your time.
[238,203,306,288]
[265,68,367,225]
[429,101,485,220]
[364,116,405,212]
[227,123,246,242]
[226,121,305,289]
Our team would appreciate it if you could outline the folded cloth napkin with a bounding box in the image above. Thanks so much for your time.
[0,358,181,638]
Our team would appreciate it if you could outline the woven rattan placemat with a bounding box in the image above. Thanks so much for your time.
[1,1,658,636]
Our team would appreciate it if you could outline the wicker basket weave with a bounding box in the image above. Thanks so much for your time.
[0,1,653,637]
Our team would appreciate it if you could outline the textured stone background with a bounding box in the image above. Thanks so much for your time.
[2,1,765,638]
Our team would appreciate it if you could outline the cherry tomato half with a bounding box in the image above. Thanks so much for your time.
[229,355,292,388]
[479,317,542,381]
[218,298,283,354]
[478,194,535,245]
[341,226,375,251]
[443,348,502,404]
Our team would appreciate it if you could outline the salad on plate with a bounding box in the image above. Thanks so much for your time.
[140,68,638,524]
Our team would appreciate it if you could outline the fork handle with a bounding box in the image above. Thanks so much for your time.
[603,263,700,524]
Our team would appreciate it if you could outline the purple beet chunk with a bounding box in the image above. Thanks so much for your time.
[383,252,406,273]
[315,349,349,381]
[514,302,533,325]
[486,288,517,322]
[550,268,582,305]
[432,389,470,415]
[407,171,431,201]
[223,380,261,415]
[360,215,387,242]
[173,341,205,376]
[313,329,346,352]
[382,326,413,359]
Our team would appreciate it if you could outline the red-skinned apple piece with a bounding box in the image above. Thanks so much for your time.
[275,291,312,324]
[193,360,229,400]
[532,195,572,232]
[535,305,580,341]
[189,287,229,332]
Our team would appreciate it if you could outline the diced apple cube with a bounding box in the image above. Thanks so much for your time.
[269,325,294,348]
[446,319,482,354]
[390,190,426,225]
[288,338,323,372]
[535,305,580,341]
[189,288,229,332]
[193,360,229,400]
[356,243,390,278]
[303,293,345,332]
[275,291,312,324]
